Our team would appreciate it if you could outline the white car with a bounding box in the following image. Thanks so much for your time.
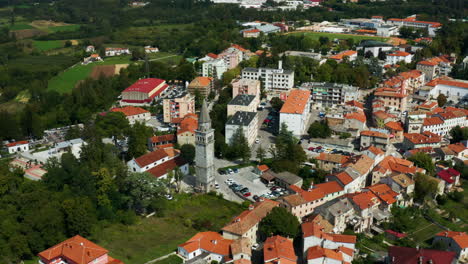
[215,183,220,189]
[255,138,260,144]
[225,179,234,185]
[252,243,260,250]
[228,168,234,174]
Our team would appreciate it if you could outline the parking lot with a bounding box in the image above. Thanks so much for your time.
[214,166,290,202]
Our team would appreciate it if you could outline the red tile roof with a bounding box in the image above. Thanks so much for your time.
[207,53,218,59]
[388,246,456,264]
[425,78,468,88]
[302,222,357,243]
[385,121,404,131]
[330,50,357,60]
[435,231,468,248]
[134,149,168,167]
[177,114,198,135]
[373,110,398,120]
[123,78,166,93]
[361,130,388,139]
[280,90,311,114]
[111,106,149,117]
[423,116,444,126]
[264,236,297,263]
[437,168,460,184]
[257,164,269,172]
[365,146,385,156]
[313,181,344,196]
[189,77,213,87]
[418,101,438,110]
[345,100,364,109]
[345,112,366,123]
[388,50,410,57]
[366,183,399,205]
[307,246,343,262]
[335,171,354,185]
[447,143,466,154]
[149,134,176,144]
[404,131,441,145]
[38,235,111,264]
[6,140,28,147]
[316,152,350,164]
[147,156,187,178]
[179,231,233,256]
[244,29,260,33]
[346,192,379,210]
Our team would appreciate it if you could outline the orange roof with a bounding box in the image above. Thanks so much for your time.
[447,143,466,154]
[302,222,357,243]
[134,149,168,167]
[435,231,468,248]
[257,164,269,172]
[385,121,404,131]
[233,259,252,264]
[373,110,398,120]
[179,231,233,256]
[329,50,357,60]
[346,192,379,210]
[307,246,343,262]
[222,199,279,235]
[313,181,344,196]
[110,106,149,117]
[419,101,438,110]
[366,183,399,205]
[149,134,176,144]
[207,53,218,59]
[374,88,406,98]
[264,236,297,263]
[90,53,100,58]
[316,152,349,164]
[347,154,374,176]
[345,100,364,109]
[6,140,28,147]
[365,146,385,156]
[345,112,366,123]
[361,130,388,139]
[189,76,213,87]
[423,116,444,126]
[38,235,109,264]
[178,114,198,135]
[280,90,311,114]
[388,51,410,57]
[244,29,260,33]
[335,171,354,185]
[147,156,187,178]
[418,56,450,67]
[231,44,247,52]
[399,70,423,80]
[404,131,441,145]
[355,29,376,34]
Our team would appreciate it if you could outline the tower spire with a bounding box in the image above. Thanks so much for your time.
[199,99,211,124]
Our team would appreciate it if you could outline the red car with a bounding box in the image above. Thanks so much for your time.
[308,147,315,151]
[243,192,251,197]
[316,146,323,150]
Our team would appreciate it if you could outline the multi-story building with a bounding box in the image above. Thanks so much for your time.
[301,82,359,110]
[221,199,279,244]
[218,46,244,69]
[421,107,468,136]
[202,58,228,80]
[110,106,151,125]
[383,70,425,94]
[227,94,258,116]
[360,130,390,150]
[387,15,442,36]
[374,86,408,112]
[403,131,442,150]
[6,141,29,154]
[188,76,214,97]
[241,61,294,93]
[433,231,468,262]
[315,153,350,172]
[178,231,233,263]
[162,92,195,123]
[121,78,169,106]
[177,114,198,146]
[405,111,427,133]
[232,78,261,100]
[38,235,124,264]
[421,78,468,103]
[225,111,258,146]
[385,50,413,65]
[279,89,311,136]
[302,221,356,256]
[105,47,131,56]
[416,55,455,81]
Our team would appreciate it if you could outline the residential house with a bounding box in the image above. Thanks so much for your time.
[105,47,131,56]
[227,94,259,116]
[241,61,294,93]
[362,146,385,166]
[279,181,345,221]
[222,199,279,244]
[148,134,176,150]
[422,107,468,136]
[370,156,422,186]
[6,141,29,154]
[176,114,198,146]
[374,86,408,112]
[279,89,311,136]
[315,197,356,233]
[385,50,413,65]
[380,174,415,207]
[385,121,404,142]
[243,28,261,38]
[360,130,390,150]
[315,153,350,172]
[436,168,461,192]
[225,111,258,146]
[144,46,159,53]
[263,236,297,264]
[20,138,86,164]
[232,78,261,100]
[178,232,233,263]
[85,45,95,52]
[383,70,425,94]
[447,142,468,159]
[364,183,400,215]
[188,77,214,97]
[38,235,123,264]
[307,245,354,264]
[127,148,189,179]
[231,238,252,262]
[433,231,468,262]
[344,192,381,233]
[387,246,457,264]
[272,171,304,189]
[373,111,399,126]
[329,50,357,62]
[202,58,228,80]
[301,82,359,110]
[110,106,151,125]
[416,55,455,81]
[121,78,168,106]
[403,131,442,150]
[163,92,195,123]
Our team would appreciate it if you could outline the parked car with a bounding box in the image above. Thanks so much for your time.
[233,168,239,173]
[214,183,220,189]
[253,195,260,201]
[252,243,260,250]
[243,192,251,197]
[240,187,249,193]
[308,147,315,151]
[270,186,278,191]
[228,168,234,174]
[219,170,225,175]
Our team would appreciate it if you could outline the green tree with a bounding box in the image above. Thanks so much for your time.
[408,152,435,175]
[256,146,266,163]
[228,127,251,163]
[180,144,196,164]
[414,173,439,201]
[449,126,468,143]
[127,122,152,159]
[259,207,300,238]
[95,111,130,143]
[270,97,284,112]
[437,94,447,107]
[308,121,331,138]
[62,197,97,237]
[121,172,166,214]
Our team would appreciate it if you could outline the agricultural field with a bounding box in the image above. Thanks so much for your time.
[48,56,133,93]
[8,23,34,30]
[92,193,243,264]
[288,31,389,43]
[48,24,81,32]
[33,40,65,51]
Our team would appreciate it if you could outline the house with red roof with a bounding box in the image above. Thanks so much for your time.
[178,231,233,263]
[121,78,168,106]
[364,183,400,216]
[263,235,297,264]
[416,55,455,81]
[343,191,382,232]
[447,142,468,159]
[177,114,198,146]
[302,221,356,263]
[148,134,176,151]
[127,148,189,179]
[386,50,413,65]
[433,231,468,261]
[403,131,442,150]
[38,235,123,264]
[329,50,357,62]
[360,130,390,150]
[5,140,29,154]
[110,106,150,125]
[421,107,468,136]
[243,28,261,38]
[436,168,461,192]
[374,85,408,112]
[387,15,442,36]
[388,246,457,264]
[315,152,350,172]
[385,121,404,142]
[163,92,195,123]
[279,89,311,136]
[370,155,422,186]
[362,146,385,166]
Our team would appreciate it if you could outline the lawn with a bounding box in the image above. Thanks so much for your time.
[148,52,183,65]
[154,255,183,264]
[92,193,243,263]
[9,23,34,30]
[48,56,133,93]
[288,31,389,43]
[33,40,64,51]
[49,24,81,32]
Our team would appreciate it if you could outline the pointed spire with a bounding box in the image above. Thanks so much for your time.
[199,99,211,124]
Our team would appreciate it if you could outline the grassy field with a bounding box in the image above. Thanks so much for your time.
[288,31,389,42]
[48,56,133,93]
[33,40,64,51]
[148,52,183,64]
[9,23,34,30]
[92,193,243,264]
[154,255,183,264]
[49,24,81,32]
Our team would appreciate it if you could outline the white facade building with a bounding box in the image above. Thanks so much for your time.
[6,141,29,154]
[279,89,311,136]
[241,61,294,93]
[225,111,258,146]
[202,59,228,80]
[386,51,413,65]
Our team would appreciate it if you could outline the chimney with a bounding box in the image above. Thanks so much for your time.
[212,240,218,245]
[278,60,283,70]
